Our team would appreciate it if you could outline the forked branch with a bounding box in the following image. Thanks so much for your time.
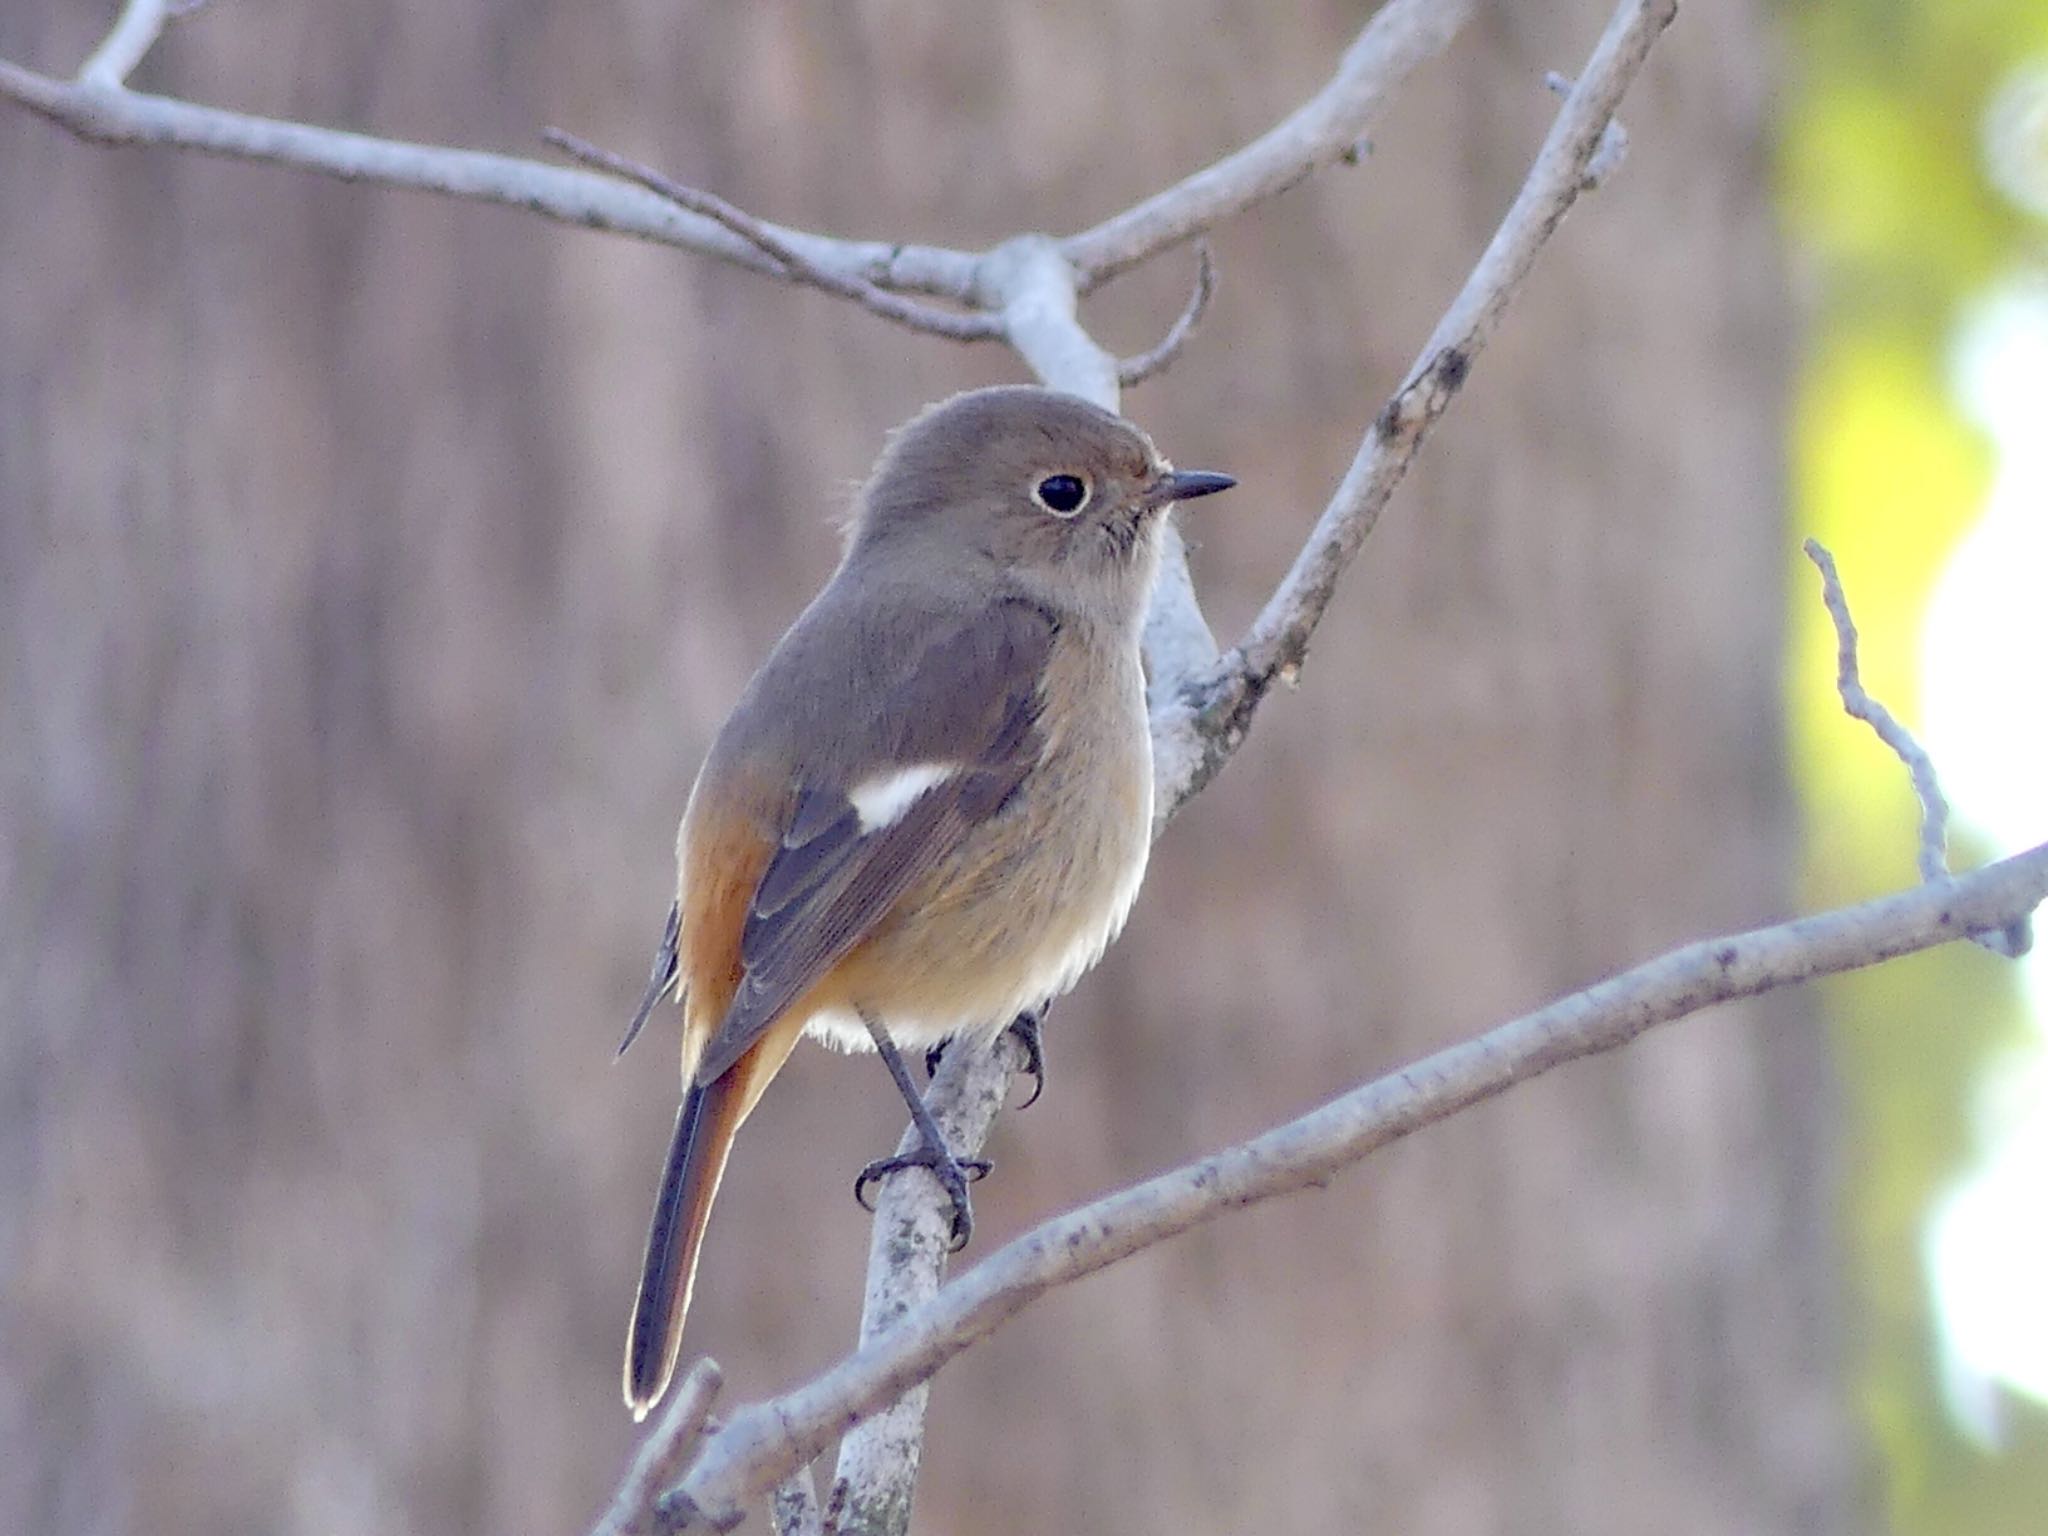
[0,0,1467,323]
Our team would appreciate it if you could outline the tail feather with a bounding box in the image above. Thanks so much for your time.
[623,1072,747,1420]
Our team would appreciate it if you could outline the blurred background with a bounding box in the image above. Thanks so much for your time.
[0,1,2041,1532]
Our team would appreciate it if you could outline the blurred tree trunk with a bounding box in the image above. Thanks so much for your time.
[0,2,1858,1533]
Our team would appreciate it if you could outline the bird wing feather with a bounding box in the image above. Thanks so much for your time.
[692,598,1055,1084]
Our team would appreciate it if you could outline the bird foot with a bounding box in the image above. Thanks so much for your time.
[854,1139,991,1252]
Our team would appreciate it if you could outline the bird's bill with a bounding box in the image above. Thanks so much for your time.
[1143,468,1237,509]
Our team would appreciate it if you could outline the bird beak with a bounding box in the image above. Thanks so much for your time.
[1143,468,1237,510]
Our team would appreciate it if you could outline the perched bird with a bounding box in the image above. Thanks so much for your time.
[619,385,1234,1418]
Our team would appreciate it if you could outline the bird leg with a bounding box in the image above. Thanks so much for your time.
[855,1013,990,1252]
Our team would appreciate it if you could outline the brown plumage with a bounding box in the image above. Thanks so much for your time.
[621,386,1234,1418]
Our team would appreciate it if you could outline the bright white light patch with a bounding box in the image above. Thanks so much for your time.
[1921,283,2048,1426]
[1927,1082,2048,1437]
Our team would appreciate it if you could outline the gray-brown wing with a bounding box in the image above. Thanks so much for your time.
[693,600,1055,1084]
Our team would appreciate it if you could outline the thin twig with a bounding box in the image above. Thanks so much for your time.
[542,129,1001,343]
[1544,71,1630,186]
[591,1359,724,1536]
[1117,243,1216,386]
[1158,0,1682,821]
[1803,539,2032,958]
[662,838,2048,1526]
[80,0,173,86]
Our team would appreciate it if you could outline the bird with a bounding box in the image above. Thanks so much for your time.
[617,384,1234,1419]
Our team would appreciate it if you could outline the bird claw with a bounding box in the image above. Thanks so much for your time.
[1005,1011,1046,1109]
[921,1010,1047,1108]
[853,1142,991,1251]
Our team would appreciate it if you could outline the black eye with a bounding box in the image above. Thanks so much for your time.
[1033,473,1088,515]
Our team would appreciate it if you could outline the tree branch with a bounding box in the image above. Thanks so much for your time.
[825,1033,1024,1536]
[1115,243,1215,387]
[1158,0,1681,820]
[0,0,1472,316]
[658,838,2048,1527]
[0,20,984,304]
[1061,0,1475,289]
[591,1359,723,1536]
[653,2,1680,1517]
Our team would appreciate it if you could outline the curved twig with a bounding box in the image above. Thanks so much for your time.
[541,129,1001,343]
[1116,243,1216,386]
[1803,540,2032,958]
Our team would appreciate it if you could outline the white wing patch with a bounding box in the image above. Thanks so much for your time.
[847,761,960,833]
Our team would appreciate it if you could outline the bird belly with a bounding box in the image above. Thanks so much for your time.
[804,647,1153,1052]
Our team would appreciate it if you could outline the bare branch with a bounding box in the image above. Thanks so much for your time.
[825,1035,1023,1536]
[0,44,982,305]
[590,1359,723,1536]
[1116,243,1216,386]
[2,0,1470,321]
[1157,0,1682,820]
[542,130,1001,343]
[662,839,2048,1526]
[1803,539,2033,958]
[1062,0,1475,289]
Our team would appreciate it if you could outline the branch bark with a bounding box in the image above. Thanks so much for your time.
[591,1360,723,1536]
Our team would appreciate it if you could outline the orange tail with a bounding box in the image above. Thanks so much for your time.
[623,1069,749,1420]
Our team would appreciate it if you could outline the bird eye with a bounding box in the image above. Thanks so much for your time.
[1033,473,1089,516]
